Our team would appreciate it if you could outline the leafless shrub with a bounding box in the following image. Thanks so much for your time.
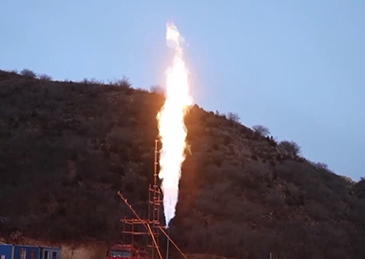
[227,112,240,122]
[90,78,97,84]
[316,163,335,174]
[81,78,89,84]
[252,125,270,137]
[279,140,301,156]
[315,162,328,170]
[88,78,104,84]
[38,74,52,81]
[80,78,103,84]
[308,161,334,173]
[109,76,131,88]
[20,69,36,78]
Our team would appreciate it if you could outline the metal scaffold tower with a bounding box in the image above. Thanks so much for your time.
[118,139,188,259]
[119,140,163,259]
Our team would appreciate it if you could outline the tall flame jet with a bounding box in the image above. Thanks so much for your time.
[157,23,192,227]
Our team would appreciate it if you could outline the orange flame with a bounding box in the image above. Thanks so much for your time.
[157,23,192,227]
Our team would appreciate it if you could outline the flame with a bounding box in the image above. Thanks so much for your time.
[157,23,192,227]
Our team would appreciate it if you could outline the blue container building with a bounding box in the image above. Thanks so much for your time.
[0,244,60,259]
[0,244,12,259]
[39,247,60,259]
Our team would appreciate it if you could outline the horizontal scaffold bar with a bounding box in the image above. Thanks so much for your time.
[121,231,150,235]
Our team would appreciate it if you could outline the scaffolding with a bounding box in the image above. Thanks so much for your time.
[118,139,187,259]
[120,140,162,259]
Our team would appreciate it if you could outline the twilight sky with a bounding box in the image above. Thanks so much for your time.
[1,0,364,180]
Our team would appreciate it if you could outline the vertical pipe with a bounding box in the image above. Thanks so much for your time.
[157,191,160,223]
[166,228,170,259]
[154,139,158,192]
[148,184,151,253]
[152,139,158,259]
[148,184,151,221]
[132,222,134,246]
[122,216,125,245]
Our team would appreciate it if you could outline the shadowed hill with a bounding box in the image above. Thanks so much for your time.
[0,69,365,258]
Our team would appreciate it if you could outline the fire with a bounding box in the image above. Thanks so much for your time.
[157,23,192,227]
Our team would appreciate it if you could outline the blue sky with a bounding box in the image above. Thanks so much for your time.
[1,1,364,180]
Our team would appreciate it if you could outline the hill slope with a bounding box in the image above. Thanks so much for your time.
[1,70,365,258]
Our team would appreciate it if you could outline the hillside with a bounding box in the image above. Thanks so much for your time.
[1,69,365,258]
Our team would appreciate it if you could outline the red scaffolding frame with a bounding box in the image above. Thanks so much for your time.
[120,140,162,259]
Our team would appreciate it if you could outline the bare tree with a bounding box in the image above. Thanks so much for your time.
[252,125,270,137]
[109,76,131,88]
[20,69,36,78]
[81,78,89,84]
[227,112,240,123]
[308,160,328,170]
[82,78,104,85]
[38,74,52,81]
[279,140,301,156]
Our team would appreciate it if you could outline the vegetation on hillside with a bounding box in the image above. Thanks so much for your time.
[1,69,365,258]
